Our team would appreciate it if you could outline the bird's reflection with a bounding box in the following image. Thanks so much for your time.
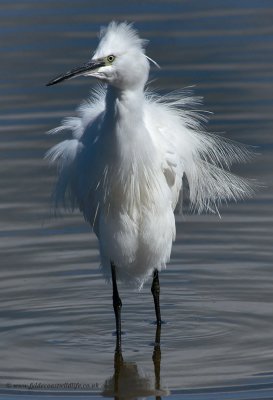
[101,325,169,399]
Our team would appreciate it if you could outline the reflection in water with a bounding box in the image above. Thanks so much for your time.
[102,326,169,399]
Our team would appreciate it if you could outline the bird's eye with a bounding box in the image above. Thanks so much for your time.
[106,55,115,63]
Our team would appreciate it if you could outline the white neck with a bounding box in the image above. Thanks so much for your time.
[102,84,150,161]
[106,84,144,118]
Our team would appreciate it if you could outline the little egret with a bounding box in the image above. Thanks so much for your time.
[46,22,253,351]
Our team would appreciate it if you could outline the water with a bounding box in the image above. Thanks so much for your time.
[1,1,273,399]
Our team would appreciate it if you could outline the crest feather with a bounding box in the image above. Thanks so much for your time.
[95,21,148,57]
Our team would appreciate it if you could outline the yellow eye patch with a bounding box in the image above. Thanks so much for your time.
[105,55,116,64]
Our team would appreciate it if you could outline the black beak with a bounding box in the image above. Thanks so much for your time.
[46,59,105,86]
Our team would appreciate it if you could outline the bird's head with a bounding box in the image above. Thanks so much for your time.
[47,22,154,90]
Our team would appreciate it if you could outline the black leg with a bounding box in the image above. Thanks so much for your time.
[151,269,162,325]
[153,324,162,398]
[111,261,122,353]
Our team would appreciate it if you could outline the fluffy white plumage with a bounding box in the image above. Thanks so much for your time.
[46,22,253,288]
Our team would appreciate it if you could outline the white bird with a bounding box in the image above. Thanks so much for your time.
[46,22,253,352]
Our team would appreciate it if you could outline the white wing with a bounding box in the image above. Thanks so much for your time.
[46,86,254,223]
[144,88,254,215]
[45,86,107,229]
